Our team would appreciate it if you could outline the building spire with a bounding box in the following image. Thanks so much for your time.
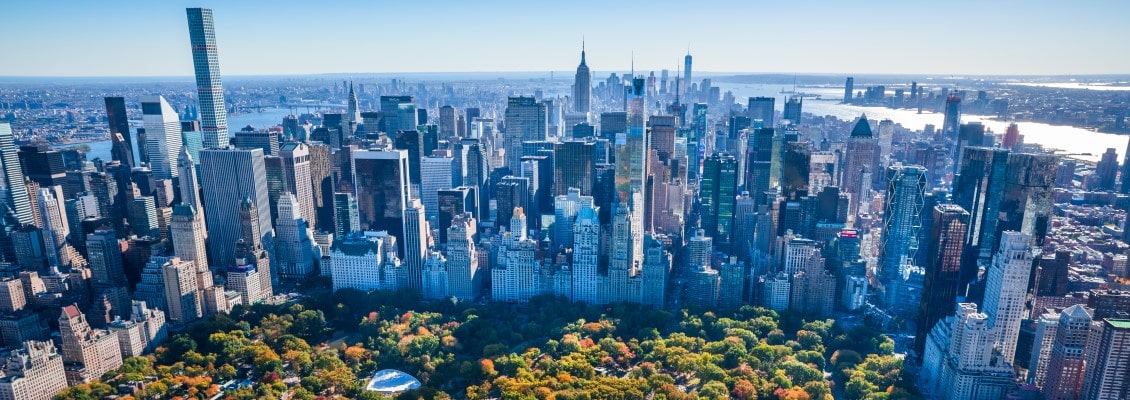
[631,51,634,78]
[580,37,586,66]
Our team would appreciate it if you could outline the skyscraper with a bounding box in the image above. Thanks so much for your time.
[438,105,457,141]
[199,148,272,267]
[402,199,428,291]
[1094,147,1119,191]
[783,96,802,125]
[915,204,970,355]
[611,77,650,284]
[1002,123,1020,149]
[169,204,211,290]
[843,77,854,103]
[942,95,962,146]
[700,153,738,250]
[554,140,595,196]
[571,204,601,303]
[274,194,314,278]
[379,96,416,134]
[1121,138,1130,195]
[420,155,454,219]
[160,257,201,325]
[842,115,879,215]
[879,165,926,302]
[346,82,360,137]
[573,42,592,113]
[86,227,126,288]
[981,231,1032,364]
[1079,319,1130,400]
[1042,305,1093,400]
[186,8,229,149]
[683,52,693,94]
[0,124,34,225]
[141,96,183,179]
[504,96,548,170]
[332,192,359,238]
[446,213,479,301]
[352,149,410,252]
[278,142,316,227]
[235,195,273,296]
[747,97,775,127]
[104,97,135,168]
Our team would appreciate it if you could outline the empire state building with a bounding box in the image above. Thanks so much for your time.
[573,43,592,113]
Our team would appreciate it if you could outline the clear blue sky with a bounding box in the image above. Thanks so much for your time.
[3,0,1127,76]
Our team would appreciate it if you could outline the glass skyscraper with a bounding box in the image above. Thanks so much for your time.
[0,123,33,225]
[186,8,229,149]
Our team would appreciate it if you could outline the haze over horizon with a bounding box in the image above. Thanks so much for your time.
[3,0,1128,77]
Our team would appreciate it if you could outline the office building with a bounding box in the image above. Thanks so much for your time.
[942,95,961,146]
[879,165,926,304]
[915,204,970,355]
[379,96,416,134]
[438,105,457,141]
[783,96,802,125]
[104,97,135,168]
[0,124,34,225]
[142,96,182,180]
[186,7,229,149]
[333,192,359,237]
[1028,310,1060,389]
[169,204,212,290]
[1095,147,1119,191]
[553,140,595,196]
[504,96,548,170]
[352,149,410,251]
[161,257,201,325]
[274,194,314,278]
[842,115,879,214]
[981,231,1032,364]
[86,227,126,288]
[573,43,592,113]
[700,153,738,251]
[747,97,774,127]
[275,143,316,226]
[420,156,454,218]
[199,147,272,268]
[1042,305,1093,400]
[445,213,479,301]
[402,199,428,291]
[18,146,66,187]
[1079,319,1130,400]
[234,196,273,296]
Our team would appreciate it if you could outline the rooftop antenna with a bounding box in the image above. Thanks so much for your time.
[675,63,681,102]
[631,51,635,78]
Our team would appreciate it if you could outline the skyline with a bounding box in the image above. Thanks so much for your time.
[3,0,1129,77]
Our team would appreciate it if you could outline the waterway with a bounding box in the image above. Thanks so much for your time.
[59,108,296,162]
[70,95,1127,164]
[719,83,1127,162]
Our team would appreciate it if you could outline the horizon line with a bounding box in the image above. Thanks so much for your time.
[3,71,1130,80]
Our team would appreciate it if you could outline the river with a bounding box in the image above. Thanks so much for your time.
[72,96,1127,164]
[719,83,1127,162]
[60,108,296,162]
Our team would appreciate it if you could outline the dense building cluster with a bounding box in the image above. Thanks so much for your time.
[0,7,1127,400]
